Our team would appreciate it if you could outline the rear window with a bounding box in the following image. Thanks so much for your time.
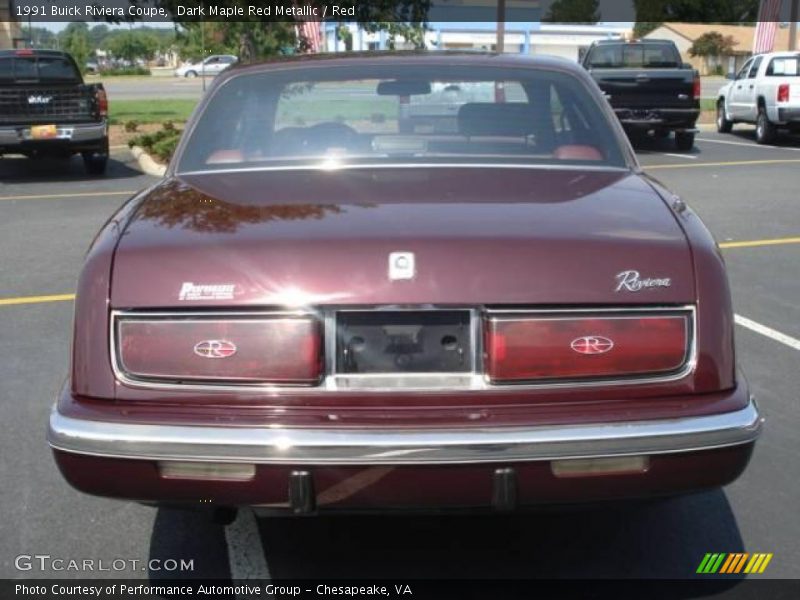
[586,43,681,69]
[0,55,80,83]
[767,56,800,76]
[178,64,626,173]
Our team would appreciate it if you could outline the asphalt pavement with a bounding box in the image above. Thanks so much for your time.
[0,126,798,587]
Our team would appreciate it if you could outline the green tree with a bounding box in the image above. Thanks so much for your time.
[543,0,600,24]
[88,24,111,50]
[689,31,736,57]
[104,30,159,62]
[633,0,759,25]
[60,22,91,72]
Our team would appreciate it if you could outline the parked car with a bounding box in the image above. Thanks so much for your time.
[174,54,238,78]
[48,53,761,517]
[581,39,701,151]
[717,52,800,144]
[0,49,109,174]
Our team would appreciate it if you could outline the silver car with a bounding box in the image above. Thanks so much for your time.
[175,54,238,78]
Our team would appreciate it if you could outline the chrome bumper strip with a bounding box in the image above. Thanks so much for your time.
[48,399,762,466]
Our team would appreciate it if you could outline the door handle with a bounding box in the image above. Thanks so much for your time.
[749,85,754,89]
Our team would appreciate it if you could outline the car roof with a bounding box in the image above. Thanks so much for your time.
[221,50,581,77]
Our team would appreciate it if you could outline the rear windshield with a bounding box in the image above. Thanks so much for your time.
[766,56,800,76]
[586,43,681,69]
[178,64,626,173]
[0,55,81,83]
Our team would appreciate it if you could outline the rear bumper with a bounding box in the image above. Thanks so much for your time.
[48,389,762,510]
[0,121,107,152]
[777,107,800,123]
[48,398,762,466]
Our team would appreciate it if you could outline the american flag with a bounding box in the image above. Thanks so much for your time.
[753,0,783,54]
[295,2,322,54]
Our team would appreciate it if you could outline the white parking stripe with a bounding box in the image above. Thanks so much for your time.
[661,153,698,159]
[735,314,800,351]
[697,137,800,151]
[225,508,270,589]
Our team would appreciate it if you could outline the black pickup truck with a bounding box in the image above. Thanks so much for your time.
[0,49,108,174]
[581,39,700,151]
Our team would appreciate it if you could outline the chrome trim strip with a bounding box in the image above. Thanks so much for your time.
[110,306,696,393]
[48,399,762,465]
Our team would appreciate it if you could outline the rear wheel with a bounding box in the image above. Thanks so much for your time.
[755,107,777,144]
[185,70,198,78]
[674,131,695,151]
[716,100,733,133]
[82,139,109,176]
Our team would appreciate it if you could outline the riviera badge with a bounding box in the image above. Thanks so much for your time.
[615,270,671,292]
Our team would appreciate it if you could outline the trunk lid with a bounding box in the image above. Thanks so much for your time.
[111,168,695,308]
[590,69,696,109]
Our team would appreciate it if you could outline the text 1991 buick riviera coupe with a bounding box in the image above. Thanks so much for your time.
[48,53,762,515]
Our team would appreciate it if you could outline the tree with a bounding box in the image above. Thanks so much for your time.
[543,0,600,24]
[88,24,111,49]
[689,31,736,57]
[104,30,159,62]
[60,22,91,72]
[633,0,759,25]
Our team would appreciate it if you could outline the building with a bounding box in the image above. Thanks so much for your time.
[646,23,800,76]
[324,22,631,62]
[1,0,22,49]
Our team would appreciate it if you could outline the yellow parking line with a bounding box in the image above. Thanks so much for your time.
[720,237,800,249]
[0,293,75,306]
[0,190,134,201]
[646,158,800,170]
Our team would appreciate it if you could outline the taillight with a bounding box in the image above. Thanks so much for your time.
[693,75,701,100]
[115,314,323,385]
[96,88,108,118]
[484,312,690,383]
[778,84,790,103]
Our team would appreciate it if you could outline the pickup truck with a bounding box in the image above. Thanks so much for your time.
[717,51,800,144]
[581,39,701,151]
[0,49,109,175]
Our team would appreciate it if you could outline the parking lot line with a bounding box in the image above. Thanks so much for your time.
[697,137,800,151]
[734,314,800,352]
[646,158,800,170]
[0,293,74,306]
[719,237,800,249]
[0,191,135,202]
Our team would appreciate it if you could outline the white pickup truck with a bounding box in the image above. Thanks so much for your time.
[717,52,800,144]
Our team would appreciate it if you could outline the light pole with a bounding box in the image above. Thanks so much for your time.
[790,0,798,51]
[495,0,505,53]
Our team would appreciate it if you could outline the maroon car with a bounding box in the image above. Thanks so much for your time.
[48,53,762,515]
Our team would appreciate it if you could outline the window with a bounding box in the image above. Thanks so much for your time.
[586,43,680,68]
[748,56,763,78]
[0,55,80,83]
[767,56,800,76]
[178,64,626,173]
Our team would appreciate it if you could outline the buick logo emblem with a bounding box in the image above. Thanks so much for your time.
[570,336,614,355]
[388,251,415,280]
[193,340,237,358]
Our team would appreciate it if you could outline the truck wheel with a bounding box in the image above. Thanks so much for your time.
[185,70,198,78]
[675,131,695,151]
[716,101,733,133]
[755,108,777,144]
[82,141,109,176]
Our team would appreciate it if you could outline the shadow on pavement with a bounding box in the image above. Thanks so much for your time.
[0,154,145,184]
[255,491,744,590]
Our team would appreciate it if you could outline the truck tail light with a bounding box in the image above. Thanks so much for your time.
[693,75,701,100]
[778,84,790,103]
[484,311,691,383]
[115,314,323,385]
[96,88,108,118]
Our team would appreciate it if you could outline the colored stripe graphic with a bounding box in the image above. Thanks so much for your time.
[720,554,736,574]
[758,554,774,573]
[733,553,750,574]
[699,552,773,574]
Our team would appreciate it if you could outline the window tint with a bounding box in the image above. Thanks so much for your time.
[586,43,680,68]
[748,56,763,78]
[178,64,626,173]
[767,56,800,76]
[0,56,80,82]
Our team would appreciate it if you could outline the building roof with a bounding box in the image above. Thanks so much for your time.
[656,23,800,54]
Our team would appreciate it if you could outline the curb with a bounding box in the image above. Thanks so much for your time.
[130,146,167,177]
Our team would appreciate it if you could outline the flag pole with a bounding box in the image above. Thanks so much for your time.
[790,0,798,51]
[496,0,505,53]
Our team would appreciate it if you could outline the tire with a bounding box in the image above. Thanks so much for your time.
[674,131,695,151]
[82,139,109,176]
[185,70,198,78]
[716,100,733,133]
[755,107,777,144]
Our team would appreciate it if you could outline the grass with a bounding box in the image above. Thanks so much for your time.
[700,98,717,111]
[108,99,198,125]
